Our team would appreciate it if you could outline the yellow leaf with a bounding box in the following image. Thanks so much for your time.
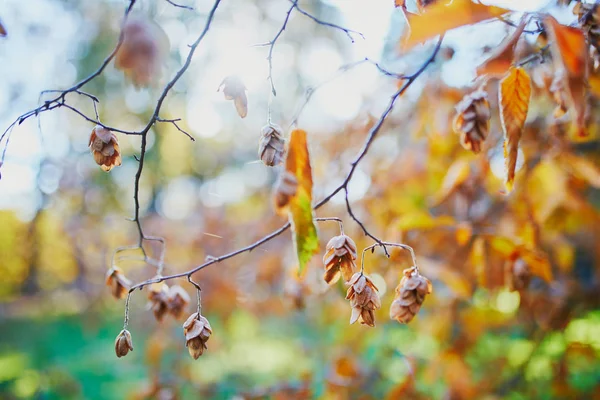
[559,153,600,188]
[544,16,588,137]
[279,129,319,274]
[477,19,526,78]
[499,66,531,192]
[432,159,471,206]
[404,0,508,49]
[487,236,518,258]
[455,222,472,246]
[397,211,455,231]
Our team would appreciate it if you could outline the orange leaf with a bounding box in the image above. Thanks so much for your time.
[499,66,531,192]
[544,16,588,137]
[520,249,553,282]
[276,129,319,274]
[403,0,508,49]
[477,19,526,77]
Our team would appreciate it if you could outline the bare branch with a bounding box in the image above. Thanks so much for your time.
[156,117,195,141]
[293,1,365,43]
[165,0,194,10]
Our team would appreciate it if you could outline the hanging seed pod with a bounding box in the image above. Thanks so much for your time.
[273,171,298,211]
[114,329,134,358]
[345,272,381,327]
[183,312,212,359]
[167,285,190,319]
[453,90,491,153]
[148,282,170,322]
[322,235,357,284]
[105,266,131,299]
[389,266,432,324]
[258,124,285,166]
[89,125,122,172]
[218,75,248,118]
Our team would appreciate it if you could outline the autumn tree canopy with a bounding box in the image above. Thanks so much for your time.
[0,0,599,398]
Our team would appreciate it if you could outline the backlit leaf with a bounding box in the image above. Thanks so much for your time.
[281,129,319,275]
[544,16,588,137]
[499,66,531,192]
[403,0,508,49]
[477,19,526,78]
[559,153,600,188]
[432,159,471,205]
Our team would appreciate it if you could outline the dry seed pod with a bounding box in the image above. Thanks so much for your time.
[148,282,170,322]
[322,235,357,284]
[115,329,134,358]
[218,75,248,118]
[453,90,491,153]
[345,273,381,327]
[183,312,212,359]
[89,125,122,172]
[167,285,190,319]
[273,171,298,210]
[115,15,169,87]
[389,266,432,324]
[258,124,285,166]
[105,266,131,299]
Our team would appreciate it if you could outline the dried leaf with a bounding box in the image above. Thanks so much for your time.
[279,129,319,274]
[404,0,508,49]
[499,66,531,192]
[477,19,526,77]
[544,16,588,137]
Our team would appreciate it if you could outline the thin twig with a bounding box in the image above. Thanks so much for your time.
[293,1,365,43]
[266,2,296,96]
[165,0,194,10]
[361,242,419,274]
[314,217,344,234]
[156,117,195,141]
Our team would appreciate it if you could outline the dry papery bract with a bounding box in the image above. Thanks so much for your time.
[258,123,285,166]
[114,14,169,88]
[273,170,298,210]
[345,273,381,327]
[452,89,491,154]
[183,312,212,360]
[148,282,170,322]
[89,125,122,172]
[115,329,134,358]
[167,285,191,319]
[218,75,248,118]
[389,266,432,324]
[105,266,131,300]
[322,234,357,284]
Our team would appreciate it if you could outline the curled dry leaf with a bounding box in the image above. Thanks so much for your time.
[499,66,531,192]
[115,329,134,358]
[218,75,248,118]
[453,89,491,153]
[477,19,526,78]
[390,266,432,324]
[183,312,212,359]
[115,15,169,88]
[322,234,357,284]
[544,16,588,137]
[258,123,285,167]
[274,129,319,275]
[403,0,508,49]
[105,266,131,299]
[345,273,381,327]
[89,126,122,172]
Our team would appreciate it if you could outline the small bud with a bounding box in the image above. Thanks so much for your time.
[218,75,248,118]
[273,171,298,211]
[389,266,432,324]
[258,124,285,166]
[167,285,190,319]
[453,90,491,153]
[115,329,134,358]
[345,273,381,327]
[148,282,169,322]
[105,266,132,299]
[89,125,122,172]
[323,235,357,284]
[183,312,212,359]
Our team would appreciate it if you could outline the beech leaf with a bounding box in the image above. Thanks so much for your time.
[477,19,526,78]
[499,66,531,192]
[403,0,508,49]
[278,129,319,275]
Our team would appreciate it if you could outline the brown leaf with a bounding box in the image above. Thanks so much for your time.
[499,66,531,192]
[544,16,588,137]
[477,19,526,77]
[403,0,508,49]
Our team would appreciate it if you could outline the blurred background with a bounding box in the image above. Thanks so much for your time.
[0,0,599,398]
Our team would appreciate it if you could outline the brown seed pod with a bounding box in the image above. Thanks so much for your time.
[114,329,134,358]
[322,235,357,284]
[167,285,190,319]
[148,282,170,322]
[183,312,212,359]
[89,125,122,172]
[258,124,285,166]
[105,266,131,300]
[218,75,248,118]
[345,272,381,327]
[453,90,491,153]
[273,171,298,211]
[389,266,432,324]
